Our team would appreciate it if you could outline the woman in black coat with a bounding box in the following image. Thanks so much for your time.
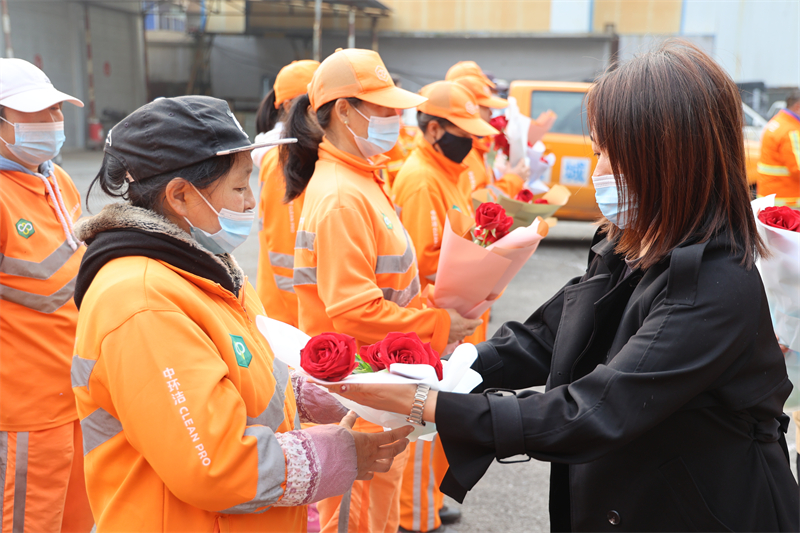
[324,41,800,531]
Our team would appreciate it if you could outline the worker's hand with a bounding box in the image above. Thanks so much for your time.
[510,157,531,181]
[446,309,483,344]
[340,411,412,480]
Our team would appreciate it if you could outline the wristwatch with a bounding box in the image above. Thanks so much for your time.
[407,384,430,426]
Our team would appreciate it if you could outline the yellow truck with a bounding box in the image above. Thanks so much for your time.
[509,81,762,221]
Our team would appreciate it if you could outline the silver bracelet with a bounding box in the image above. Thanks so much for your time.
[406,384,430,426]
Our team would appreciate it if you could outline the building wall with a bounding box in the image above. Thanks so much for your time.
[0,1,147,148]
[380,0,551,33]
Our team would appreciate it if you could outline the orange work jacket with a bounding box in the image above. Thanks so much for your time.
[0,164,84,432]
[392,136,474,292]
[758,109,800,201]
[460,137,524,198]
[256,147,304,327]
[383,124,419,192]
[74,255,305,532]
[293,138,450,355]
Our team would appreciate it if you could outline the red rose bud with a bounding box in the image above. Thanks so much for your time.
[758,206,800,232]
[515,189,535,203]
[365,332,443,380]
[474,202,513,246]
[533,198,549,204]
[489,115,508,132]
[300,332,358,381]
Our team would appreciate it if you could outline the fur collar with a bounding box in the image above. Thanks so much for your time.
[75,202,245,289]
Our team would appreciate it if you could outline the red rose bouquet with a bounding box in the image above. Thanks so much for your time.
[360,332,443,380]
[758,206,800,232]
[473,202,513,247]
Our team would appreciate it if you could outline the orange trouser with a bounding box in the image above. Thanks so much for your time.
[399,436,448,532]
[1,419,94,532]
[318,420,409,533]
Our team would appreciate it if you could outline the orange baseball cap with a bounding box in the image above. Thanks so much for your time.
[274,60,320,108]
[417,81,498,137]
[454,75,508,109]
[308,48,426,111]
[445,61,495,89]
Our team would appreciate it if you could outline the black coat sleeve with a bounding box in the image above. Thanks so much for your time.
[438,259,782,502]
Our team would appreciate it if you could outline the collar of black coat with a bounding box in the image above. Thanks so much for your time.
[72,202,244,309]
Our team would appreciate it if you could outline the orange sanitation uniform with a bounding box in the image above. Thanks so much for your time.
[256,146,304,327]
[295,139,451,533]
[383,123,419,191]
[73,256,306,531]
[462,137,525,198]
[0,163,93,532]
[758,109,800,203]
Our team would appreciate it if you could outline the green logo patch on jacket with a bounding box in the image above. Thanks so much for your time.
[15,219,35,238]
[230,335,252,368]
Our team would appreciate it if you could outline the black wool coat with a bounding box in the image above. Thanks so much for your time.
[435,230,799,532]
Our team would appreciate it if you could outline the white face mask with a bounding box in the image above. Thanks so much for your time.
[184,184,255,255]
[346,106,401,159]
[592,173,637,229]
[0,117,66,166]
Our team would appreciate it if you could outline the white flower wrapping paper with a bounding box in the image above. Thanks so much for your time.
[256,316,484,441]
[751,195,800,410]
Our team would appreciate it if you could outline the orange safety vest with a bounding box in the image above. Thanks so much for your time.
[460,137,524,198]
[74,255,305,531]
[392,136,475,291]
[293,138,450,355]
[256,147,304,327]
[0,164,84,432]
[757,109,800,201]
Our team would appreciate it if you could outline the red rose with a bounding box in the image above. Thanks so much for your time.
[489,115,508,132]
[759,206,800,232]
[300,332,358,381]
[533,198,549,205]
[359,332,443,380]
[515,189,535,203]
[474,202,513,246]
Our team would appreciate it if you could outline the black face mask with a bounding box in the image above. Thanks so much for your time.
[436,131,473,164]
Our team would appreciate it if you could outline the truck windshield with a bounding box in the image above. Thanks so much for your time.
[530,91,588,136]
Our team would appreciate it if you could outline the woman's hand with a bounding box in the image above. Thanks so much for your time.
[328,384,438,425]
[446,309,483,344]
[339,411,413,480]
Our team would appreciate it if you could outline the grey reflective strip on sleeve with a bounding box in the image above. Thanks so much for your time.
[295,231,316,251]
[293,267,317,286]
[247,359,289,431]
[269,252,295,269]
[375,230,415,275]
[411,442,423,531]
[0,276,76,314]
[338,488,352,533]
[0,240,76,280]
[71,355,97,389]
[380,276,421,308]
[0,432,7,522]
[274,274,295,293]
[12,431,28,532]
[82,408,123,455]
[221,426,287,514]
[426,442,436,531]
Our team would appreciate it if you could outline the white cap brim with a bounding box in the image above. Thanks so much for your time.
[216,137,297,156]
[0,86,84,112]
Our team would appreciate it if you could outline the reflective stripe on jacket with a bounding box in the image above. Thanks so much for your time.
[0,165,84,431]
[256,147,303,327]
[757,110,800,200]
[392,136,475,291]
[73,255,305,531]
[294,138,450,354]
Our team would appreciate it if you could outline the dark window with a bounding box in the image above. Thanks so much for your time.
[530,91,588,136]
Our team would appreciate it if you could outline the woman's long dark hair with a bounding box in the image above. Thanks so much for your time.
[586,39,765,269]
[255,89,280,135]
[280,94,360,202]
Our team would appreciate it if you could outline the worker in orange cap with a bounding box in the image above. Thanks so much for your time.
[454,75,530,198]
[253,60,319,327]
[0,58,94,532]
[445,61,495,90]
[281,49,482,533]
[758,89,800,205]
[391,80,498,533]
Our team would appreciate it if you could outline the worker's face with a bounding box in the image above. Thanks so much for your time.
[0,104,63,146]
[165,152,255,233]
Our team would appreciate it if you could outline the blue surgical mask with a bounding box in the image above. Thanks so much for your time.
[347,106,401,158]
[0,117,66,167]
[592,174,636,229]
[184,184,255,255]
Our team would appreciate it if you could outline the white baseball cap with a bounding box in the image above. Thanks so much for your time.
[0,58,83,112]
